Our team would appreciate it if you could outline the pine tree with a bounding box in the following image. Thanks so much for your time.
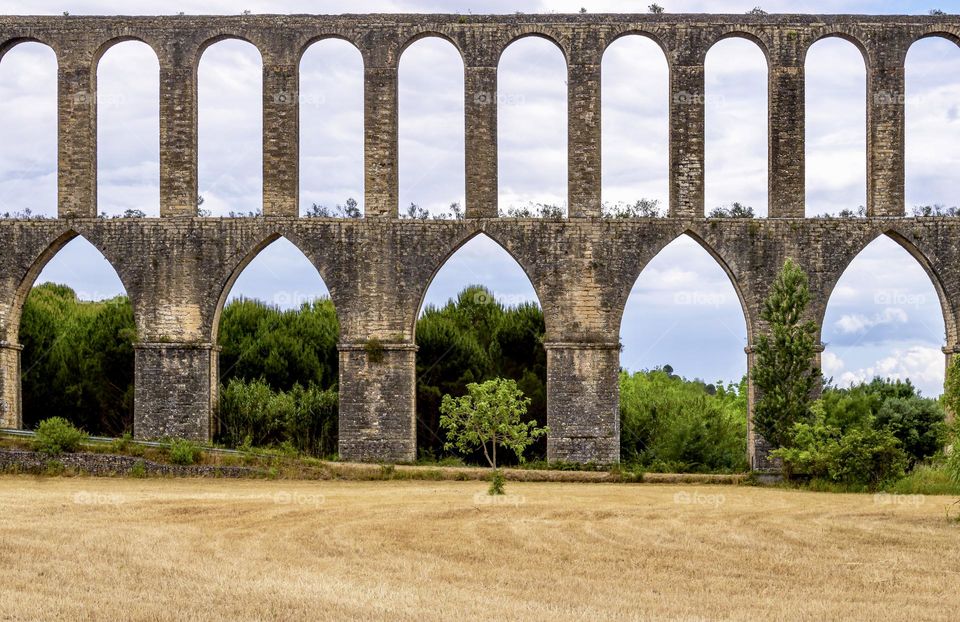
[752,258,820,448]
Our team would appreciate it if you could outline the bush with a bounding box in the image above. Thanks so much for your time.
[772,401,909,487]
[217,378,338,457]
[33,417,86,455]
[875,396,946,465]
[168,439,203,466]
[619,369,747,473]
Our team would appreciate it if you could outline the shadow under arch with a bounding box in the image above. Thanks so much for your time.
[92,35,161,66]
[819,229,955,348]
[297,34,364,66]
[0,37,57,64]
[195,33,263,70]
[617,229,753,347]
[210,232,336,344]
[412,229,543,339]
[398,30,466,65]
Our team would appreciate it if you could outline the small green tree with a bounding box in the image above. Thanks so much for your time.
[439,378,547,468]
[753,258,820,448]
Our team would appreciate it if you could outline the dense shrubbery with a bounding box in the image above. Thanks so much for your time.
[32,416,86,455]
[20,284,136,435]
[217,378,338,457]
[773,379,947,487]
[168,438,203,466]
[619,368,748,473]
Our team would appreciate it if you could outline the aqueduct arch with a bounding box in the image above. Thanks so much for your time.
[1,13,959,469]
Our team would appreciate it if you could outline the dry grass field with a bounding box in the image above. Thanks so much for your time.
[0,476,958,621]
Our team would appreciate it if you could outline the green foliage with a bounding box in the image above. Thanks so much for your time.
[708,202,755,218]
[33,416,86,455]
[217,378,338,457]
[619,369,748,473]
[489,470,506,495]
[753,258,819,448]
[875,396,946,466]
[218,297,339,392]
[772,401,909,487]
[416,286,547,462]
[20,284,136,435]
[168,438,203,466]
[129,459,147,478]
[439,378,547,468]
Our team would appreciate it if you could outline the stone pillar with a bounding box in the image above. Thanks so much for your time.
[867,50,906,217]
[0,342,23,429]
[58,58,97,218]
[944,344,959,422]
[545,341,620,465]
[159,52,199,217]
[338,342,417,462]
[133,343,217,441]
[669,63,705,218]
[262,52,299,216]
[768,62,805,218]
[464,64,498,218]
[567,59,601,218]
[363,63,399,218]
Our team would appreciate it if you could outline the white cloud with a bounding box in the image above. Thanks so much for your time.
[836,346,945,394]
[834,307,909,334]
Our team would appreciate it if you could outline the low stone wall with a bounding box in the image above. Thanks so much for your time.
[0,449,260,477]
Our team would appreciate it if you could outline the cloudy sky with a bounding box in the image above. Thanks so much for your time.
[1,0,957,396]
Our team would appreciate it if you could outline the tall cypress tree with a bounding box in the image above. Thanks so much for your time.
[753,258,820,448]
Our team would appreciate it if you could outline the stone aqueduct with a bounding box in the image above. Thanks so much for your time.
[0,13,959,468]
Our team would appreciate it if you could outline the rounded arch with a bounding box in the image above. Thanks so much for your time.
[0,40,58,218]
[299,37,365,217]
[912,30,960,49]
[0,37,57,63]
[195,33,263,70]
[802,32,870,68]
[602,29,670,64]
[197,37,263,217]
[600,33,669,210]
[497,35,568,215]
[704,36,768,216]
[398,35,465,218]
[904,34,960,210]
[413,229,543,339]
[95,39,161,217]
[703,30,771,67]
[804,35,867,217]
[398,30,466,64]
[297,33,364,66]
[497,30,568,66]
[91,35,161,66]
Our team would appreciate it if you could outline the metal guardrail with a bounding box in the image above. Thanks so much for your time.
[0,428,243,456]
